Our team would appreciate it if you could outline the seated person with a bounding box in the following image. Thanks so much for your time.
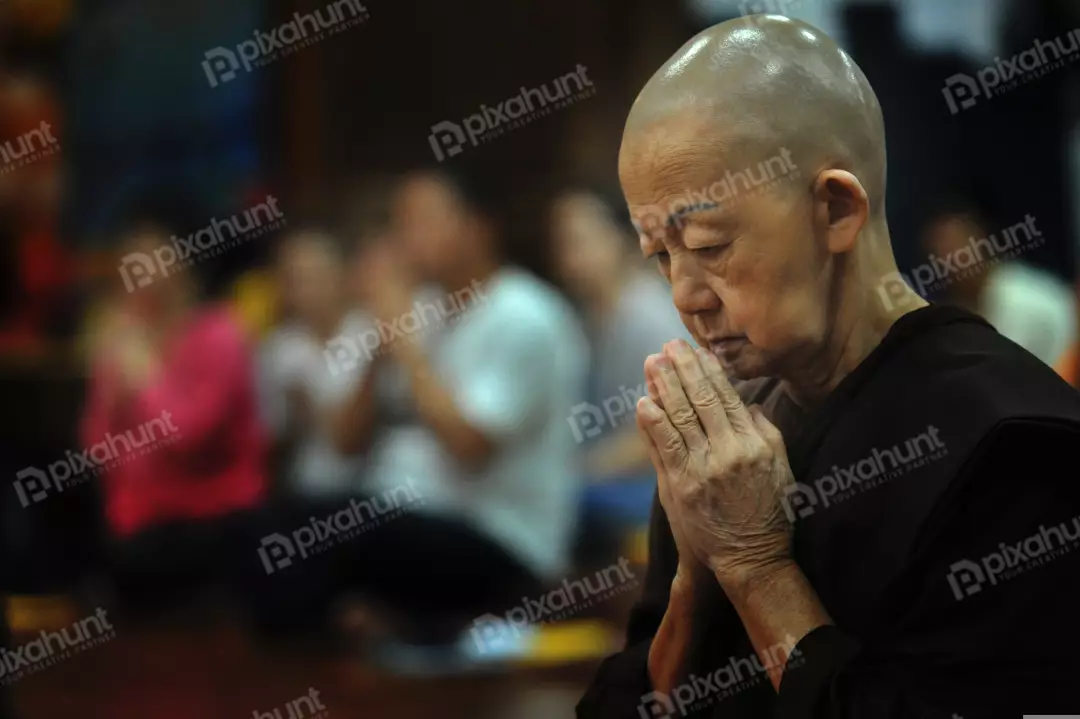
[920,198,1076,367]
[579,17,1080,717]
[330,168,589,662]
[80,220,267,617]
[252,228,379,635]
[551,186,694,530]
[259,228,373,500]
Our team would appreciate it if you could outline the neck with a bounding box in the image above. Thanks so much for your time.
[779,226,928,409]
[148,295,195,342]
[448,255,501,296]
[311,303,347,342]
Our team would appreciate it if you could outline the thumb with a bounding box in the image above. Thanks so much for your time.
[636,403,672,508]
[749,404,787,460]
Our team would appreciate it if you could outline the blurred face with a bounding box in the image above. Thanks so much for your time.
[922,214,986,298]
[122,230,186,318]
[391,175,469,282]
[551,193,626,298]
[278,236,342,325]
[619,116,835,380]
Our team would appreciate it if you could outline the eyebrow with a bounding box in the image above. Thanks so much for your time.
[632,200,722,233]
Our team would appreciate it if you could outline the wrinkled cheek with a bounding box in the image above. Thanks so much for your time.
[728,272,788,351]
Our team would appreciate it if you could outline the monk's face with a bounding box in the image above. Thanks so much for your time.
[619,116,833,380]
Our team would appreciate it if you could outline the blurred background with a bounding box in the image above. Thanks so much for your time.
[0,0,1077,717]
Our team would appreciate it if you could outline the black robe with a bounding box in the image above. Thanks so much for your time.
[577,304,1080,719]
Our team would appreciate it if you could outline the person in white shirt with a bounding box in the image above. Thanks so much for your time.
[550,186,696,567]
[332,169,589,658]
[551,186,695,482]
[920,202,1076,367]
[253,229,379,636]
[259,229,373,498]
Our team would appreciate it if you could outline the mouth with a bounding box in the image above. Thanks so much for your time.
[706,336,747,355]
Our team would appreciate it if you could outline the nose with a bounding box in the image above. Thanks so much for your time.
[669,252,721,316]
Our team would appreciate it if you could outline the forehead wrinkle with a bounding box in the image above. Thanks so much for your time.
[622,122,734,201]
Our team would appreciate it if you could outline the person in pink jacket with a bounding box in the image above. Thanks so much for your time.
[81,221,268,616]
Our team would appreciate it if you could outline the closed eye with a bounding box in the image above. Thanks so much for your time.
[692,244,729,259]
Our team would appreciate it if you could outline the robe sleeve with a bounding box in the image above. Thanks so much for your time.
[774,419,1080,719]
[576,491,679,718]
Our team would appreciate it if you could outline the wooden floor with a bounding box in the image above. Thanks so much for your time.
[9,620,601,719]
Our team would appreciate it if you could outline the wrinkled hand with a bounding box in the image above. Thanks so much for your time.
[637,339,794,590]
[637,356,712,591]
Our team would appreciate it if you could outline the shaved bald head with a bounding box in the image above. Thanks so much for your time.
[620,15,922,399]
[625,15,886,216]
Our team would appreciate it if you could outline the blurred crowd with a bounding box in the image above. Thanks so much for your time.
[57,166,699,670]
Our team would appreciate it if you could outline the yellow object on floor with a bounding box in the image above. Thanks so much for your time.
[517,620,617,666]
[6,595,81,632]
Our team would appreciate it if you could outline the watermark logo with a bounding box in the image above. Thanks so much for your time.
[637,636,803,718]
[324,280,487,376]
[0,121,60,175]
[781,425,946,521]
[632,148,799,235]
[15,411,181,508]
[469,558,638,654]
[877,214,1044,311]
[428,64,595,161]
[252,688,328,719]
[258,478,425,574]
[946,512,1080,600]
[568,383,647,443]
[203,0,370,87]
[119,195,286,292]
[943,29,1080,114]
[0,608,115,685]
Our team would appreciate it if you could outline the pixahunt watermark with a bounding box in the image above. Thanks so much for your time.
[428,64,596,162]
[258,478,425,574]
[15,411,181,509]
[469,557,638,654]
[203,0,370,87]
[324,280,487,377]
[0,608,115,686]
[568,383,647,444]
[252,688,328,719]
[638,636,804,718]
[877,214,1044,311]
[632,148,799,235]
[782,425,946,521]
[946,512,1080,601]
[1,121,60,175]
[119,195,286,292]
[943,28,1080,114]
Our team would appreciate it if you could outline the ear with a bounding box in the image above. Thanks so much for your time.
[812,170,869,254]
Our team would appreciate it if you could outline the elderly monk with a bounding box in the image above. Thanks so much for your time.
[577,15,1080,719]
